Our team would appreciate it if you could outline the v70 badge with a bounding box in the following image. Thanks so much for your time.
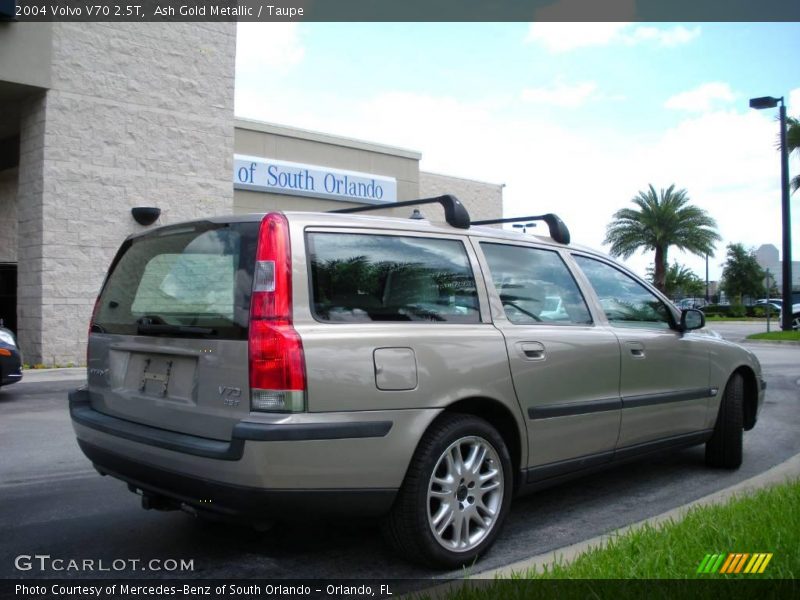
[218,386,242,407]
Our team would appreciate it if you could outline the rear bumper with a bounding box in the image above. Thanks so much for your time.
[78,440,397,519]
[70,388,441,517]
[69,389,392,461]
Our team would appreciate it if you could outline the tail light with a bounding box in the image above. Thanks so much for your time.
[249,213,306,412]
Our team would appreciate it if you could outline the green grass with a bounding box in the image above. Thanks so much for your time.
[747,331,800,341]
[528,479,799,579]
[422,481,799,600]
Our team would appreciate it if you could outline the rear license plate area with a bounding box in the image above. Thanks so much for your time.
[139,357,173,397]
[117,352,198,403]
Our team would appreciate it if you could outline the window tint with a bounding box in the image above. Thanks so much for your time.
[94,223,258,339]
[573,255,672,329]
[308,233,479,323]
[480,243,592,325]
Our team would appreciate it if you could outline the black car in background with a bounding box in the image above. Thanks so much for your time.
[0,326,22,388]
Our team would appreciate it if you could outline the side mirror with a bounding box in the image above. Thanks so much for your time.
[680,308,705,331]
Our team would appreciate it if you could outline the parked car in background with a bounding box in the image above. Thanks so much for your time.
[754,299,782,312]
[675,298,708,310]
[780,302,800,330]
[69,196,765,568]
[0,325,23,388]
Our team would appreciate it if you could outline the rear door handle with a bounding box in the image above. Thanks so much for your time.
[518,342,546,361]
[626,341,646,359]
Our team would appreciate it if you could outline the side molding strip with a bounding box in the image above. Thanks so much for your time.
[528,398,621,419]
[622,388,715,409]
[525,429,714,484]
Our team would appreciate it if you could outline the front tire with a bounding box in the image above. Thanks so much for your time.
[705,373,744,469]
[383,413,513,568]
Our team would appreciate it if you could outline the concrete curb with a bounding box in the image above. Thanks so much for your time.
[472,452,800,580]
[20,367,86,383]
[743,339,800,346]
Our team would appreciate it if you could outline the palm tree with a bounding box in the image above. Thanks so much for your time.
[646,261,704,298]
[604,184,721,293]
[787,116,799,194]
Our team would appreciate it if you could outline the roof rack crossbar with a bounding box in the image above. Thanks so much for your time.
[329,194,471,229]
[472,214,571,245]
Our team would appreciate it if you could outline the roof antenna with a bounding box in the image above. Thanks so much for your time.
[409,209,425,220]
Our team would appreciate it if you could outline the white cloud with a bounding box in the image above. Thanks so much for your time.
[525,23,629,52]
[608,108,787,278]
[665,83,737,113]
[525,23,700,53]
[235,23,304,75]
[628,25,701,47]
[520,82,598,107]
[789,87,800,115]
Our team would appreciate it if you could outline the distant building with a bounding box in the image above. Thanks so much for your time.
[755,244,800,293]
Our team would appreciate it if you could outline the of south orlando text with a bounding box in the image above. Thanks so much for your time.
[154,4,304,17]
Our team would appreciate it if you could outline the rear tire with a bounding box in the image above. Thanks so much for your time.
[382,413,513,569]
[705,373,744,469]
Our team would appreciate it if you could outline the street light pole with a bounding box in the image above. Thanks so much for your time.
[765,268,772,333]
[778,101,792,331]
[749,95,793,331]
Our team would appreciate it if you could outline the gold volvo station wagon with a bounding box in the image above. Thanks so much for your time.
[70,195,764,568]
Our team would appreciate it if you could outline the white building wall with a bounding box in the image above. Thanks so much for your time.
[16,23,236,365]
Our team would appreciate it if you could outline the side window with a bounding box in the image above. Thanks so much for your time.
[573,255,672,329]
[480,243,592,325]
[308,233,479,323]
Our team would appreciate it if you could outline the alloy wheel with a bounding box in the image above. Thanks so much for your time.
[426,435,504,552]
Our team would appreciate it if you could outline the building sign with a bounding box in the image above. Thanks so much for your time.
[234,155,397,205]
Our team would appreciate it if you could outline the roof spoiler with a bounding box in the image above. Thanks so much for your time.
[329,194,471,229]
[472,214,571,245]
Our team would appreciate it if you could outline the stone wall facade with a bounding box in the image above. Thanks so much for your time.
[16,23,236,365]
[419,171,503,224]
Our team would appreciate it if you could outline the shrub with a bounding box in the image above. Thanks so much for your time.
[703,304,730,316]
[729,303,747,318]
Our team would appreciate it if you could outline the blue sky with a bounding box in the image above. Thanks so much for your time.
[235,22,800,281]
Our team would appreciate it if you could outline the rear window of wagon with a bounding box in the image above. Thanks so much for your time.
[93,222,259,339]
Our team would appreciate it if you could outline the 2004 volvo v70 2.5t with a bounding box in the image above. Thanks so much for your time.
[69,195,764,568]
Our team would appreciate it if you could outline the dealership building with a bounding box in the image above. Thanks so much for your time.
[0,23,502,365]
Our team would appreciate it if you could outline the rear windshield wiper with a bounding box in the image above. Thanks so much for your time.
[137,323,217,337]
